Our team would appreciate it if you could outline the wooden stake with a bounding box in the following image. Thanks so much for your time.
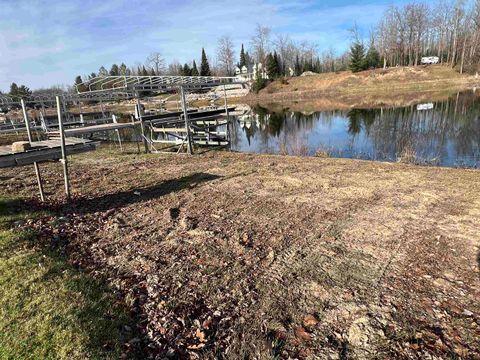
[21,99,45,202]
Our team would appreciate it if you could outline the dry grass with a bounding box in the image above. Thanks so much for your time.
[1,147,479,358]
[246,65,480,110]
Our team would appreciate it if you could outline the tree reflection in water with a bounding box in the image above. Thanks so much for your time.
[230,91,480,167]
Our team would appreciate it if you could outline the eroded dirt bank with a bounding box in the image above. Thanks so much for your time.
[1,148,479,359]
[246,66,480,111]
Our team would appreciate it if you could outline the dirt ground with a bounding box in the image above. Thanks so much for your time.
[1,147,479,359]
[246,66,480,109]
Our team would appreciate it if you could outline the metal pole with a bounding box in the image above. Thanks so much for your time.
[21,99,45,202]
[180,86,193,154]
[56,96,70,199]
[223,84,230,120]
[136,97,149,153]
[223,84,231,143]
[112,114,123,152]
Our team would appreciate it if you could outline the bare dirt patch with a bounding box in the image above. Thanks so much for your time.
[1,148,479,358]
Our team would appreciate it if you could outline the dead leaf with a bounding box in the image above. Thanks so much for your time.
[294,326,312,341]
[303,314,318,328]
[202,318,212,329]
[196,328,206,343]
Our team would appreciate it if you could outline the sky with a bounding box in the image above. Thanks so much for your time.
[0,0,405,91]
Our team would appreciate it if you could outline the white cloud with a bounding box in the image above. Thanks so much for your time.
[0,0,391,91]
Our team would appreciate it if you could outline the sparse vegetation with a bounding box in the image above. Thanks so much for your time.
[0,147,478,358]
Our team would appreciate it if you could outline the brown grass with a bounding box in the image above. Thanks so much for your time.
[246,65,480,111]
[1,147,478,358]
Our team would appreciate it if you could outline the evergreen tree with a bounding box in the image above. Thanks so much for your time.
[74,76,88,92]
[191,60,199,76]
[266,52,280,79]
[252,67,267,93]
[119,63,128,75]
[142,66,149,76]
[150,68,156,76]
[17,85,31,97]
[239,44,247,68]
[273,51,281,76]
[200,48,211,76]
[9,83,19,97]
[98,66,108,77]
[349,42,366,72]
[365,42,381,69]
[183,63,192,76]
[109,64,120,76]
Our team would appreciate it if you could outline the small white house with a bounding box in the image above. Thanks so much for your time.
[421,56,439,65]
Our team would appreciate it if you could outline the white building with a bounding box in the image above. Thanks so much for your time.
[421,56,439,65]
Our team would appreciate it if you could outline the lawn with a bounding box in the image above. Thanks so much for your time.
[0,198,135,359]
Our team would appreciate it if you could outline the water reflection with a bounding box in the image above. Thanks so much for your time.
[231,91,480,168]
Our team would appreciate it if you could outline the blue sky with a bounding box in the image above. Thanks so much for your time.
[0,0,404,91]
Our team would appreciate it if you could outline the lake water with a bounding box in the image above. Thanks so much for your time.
[230,91,480,168]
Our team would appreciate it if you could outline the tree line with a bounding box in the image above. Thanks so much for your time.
[4,0,478,94]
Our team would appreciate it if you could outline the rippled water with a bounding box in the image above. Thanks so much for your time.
[230,91,480,168]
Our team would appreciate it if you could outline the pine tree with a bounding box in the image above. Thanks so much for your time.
[74,76,88,92]
[239,44,247,68]
[183,63,192,76]
[98,66,108,77]
[109,64,120,76]
[9,83,19,97]
[200,48,211,76]
[266,53,280,79]
[365,43,381,69]
[142,66,149,76]
[150,68,156,76]
[273,51,281,76]
[191,60,199,76]
[349,42,367,72]
[119,63,128,75]
[252,67,267,93]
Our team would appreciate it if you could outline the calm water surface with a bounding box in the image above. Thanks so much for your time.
[230,91,480,168]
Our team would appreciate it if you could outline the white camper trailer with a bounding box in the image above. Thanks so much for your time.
[421,56,439,65]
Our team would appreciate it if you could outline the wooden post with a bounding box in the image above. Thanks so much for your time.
[180,86,193,154]
[21,99,45,202]
[136,97,149,153]
[56,96,70,199]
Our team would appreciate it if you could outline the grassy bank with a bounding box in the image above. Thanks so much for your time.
[0,198,135,359]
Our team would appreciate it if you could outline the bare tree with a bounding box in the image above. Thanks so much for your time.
[250,24,271,64]
[216,36,235,75]
[146,52,165,75]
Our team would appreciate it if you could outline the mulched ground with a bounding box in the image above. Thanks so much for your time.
[1,147,479,359]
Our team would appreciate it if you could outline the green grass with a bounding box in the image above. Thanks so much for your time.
[0,198,133,359]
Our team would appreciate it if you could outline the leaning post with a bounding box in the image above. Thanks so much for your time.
[180,85,193,154]
[21,99,45,202]
[56,96,70,200]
